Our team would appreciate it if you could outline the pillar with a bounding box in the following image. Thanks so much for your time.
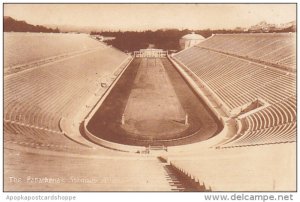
[185,114,189,125]
[121,114,125,125]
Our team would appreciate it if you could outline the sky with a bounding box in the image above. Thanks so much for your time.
[4,4,296,31]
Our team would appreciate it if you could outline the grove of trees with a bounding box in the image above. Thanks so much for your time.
[90,29,248,52]
[4,16,60,33]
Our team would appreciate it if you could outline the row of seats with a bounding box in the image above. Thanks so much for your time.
[4,120,91,153]
[224,96,296,147]
[197,33,296,69]
[168,142,296,191]
[175,47,296,110]
[4,33,104,68]
[248,96,296,130]
[173,34,296,147]
[4,151,173,191]
[4,44,130,151]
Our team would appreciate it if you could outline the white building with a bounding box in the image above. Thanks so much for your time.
[91,35,116,42]
[179,32,205,50]
[134,49,167,58]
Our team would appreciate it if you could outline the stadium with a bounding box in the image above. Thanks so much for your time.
[3,4,296,192]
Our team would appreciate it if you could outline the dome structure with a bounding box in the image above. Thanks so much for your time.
[179,32,205,50]
[181,32,205,40]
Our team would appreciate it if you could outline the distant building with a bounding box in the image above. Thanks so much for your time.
[248,21,296,33]
[279,21,296,31]
[103,36,116,41]
[134,48,167,58]
[91,35,116,42]
[234,27,248,32]
[179,32,205,50]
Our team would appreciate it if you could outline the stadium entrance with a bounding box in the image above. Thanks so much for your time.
[134,48,168,58]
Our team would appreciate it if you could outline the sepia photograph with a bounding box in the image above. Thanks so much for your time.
[2,2,297,193]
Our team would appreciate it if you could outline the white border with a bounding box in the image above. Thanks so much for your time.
[1,1,298,202]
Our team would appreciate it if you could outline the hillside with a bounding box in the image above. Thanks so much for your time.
[4,16,60,33]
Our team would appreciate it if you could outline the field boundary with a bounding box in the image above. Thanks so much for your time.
[83,56,232,152]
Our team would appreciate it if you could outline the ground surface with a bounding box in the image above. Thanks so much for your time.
[122,58,187,139]
[87,57,222,146]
